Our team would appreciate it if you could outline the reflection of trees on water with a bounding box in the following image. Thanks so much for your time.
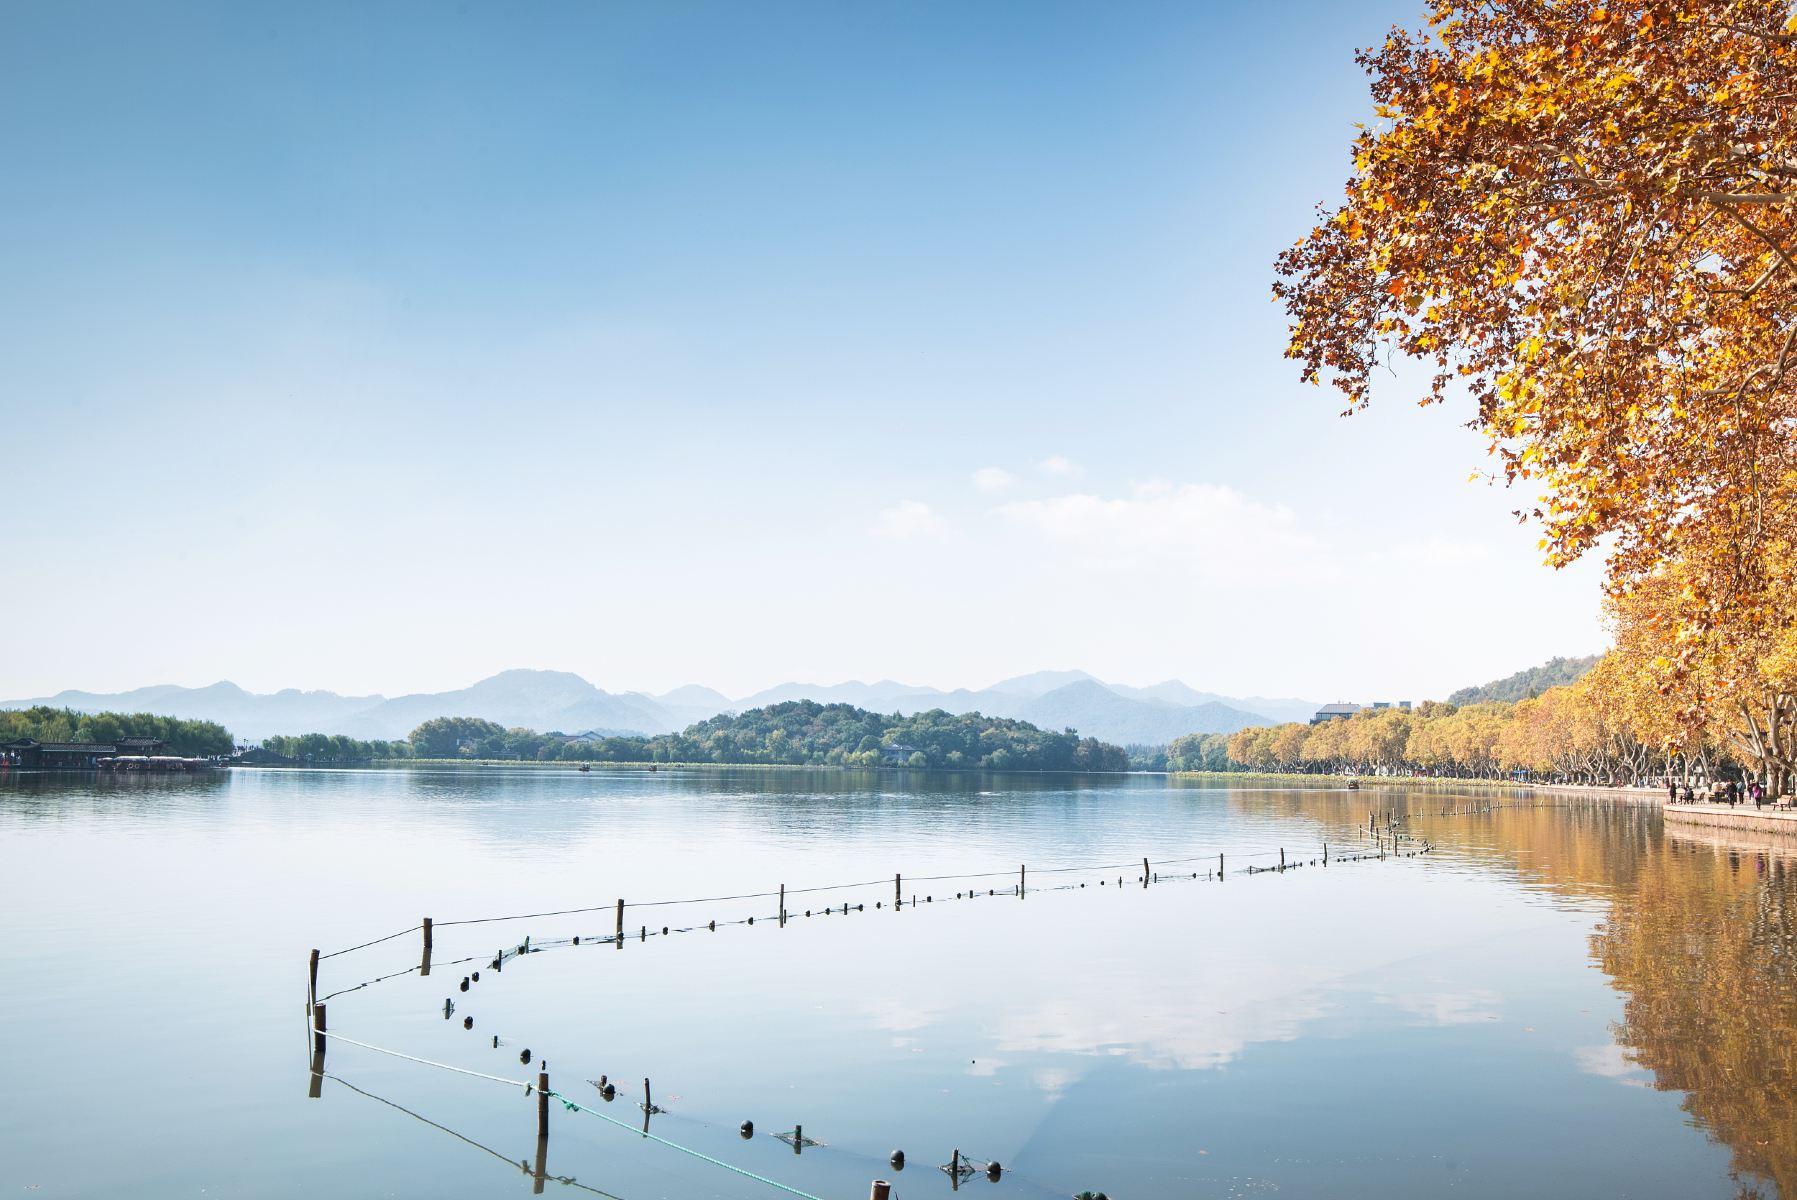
[1240,788,1797,1197]
[1594,841,1797,1199]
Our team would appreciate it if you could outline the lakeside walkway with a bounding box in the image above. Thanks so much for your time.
[1665,802,1797,838]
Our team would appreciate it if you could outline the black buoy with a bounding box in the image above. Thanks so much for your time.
[459,977,469,992]
[463,1015,473,1029]
[471,971,479,982]
[601,1083,616,1101]
[986,1162,1002,1181]
[520,1049,532,1065]
[890,1150,905,1170]
[492,1035,499,1048]
[741,1121,754,1138]
[573,935,581,945]
[662,926,669,935]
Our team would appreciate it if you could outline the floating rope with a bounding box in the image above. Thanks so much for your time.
[314,842,1432,1007]
[326,1074,626,1199]
[430,849,1295,931]
[319,923,423,960]
[549,1091,828,1200]
[316,1029,531,1091]
[317,962,421,1002]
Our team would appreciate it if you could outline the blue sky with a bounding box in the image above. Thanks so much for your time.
[0,1,1604,701]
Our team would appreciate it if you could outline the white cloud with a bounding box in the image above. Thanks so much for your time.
[1036,455,1083,478]
[995,961,1336,1071]
[1376,988,1503,1026]
[1031,1067,1079,1101]
[1372,537,1493,567]
[972,466,1017,493]
[1573,1043,1652,1087]
[996,480,1319,577]
[874,499,946,541]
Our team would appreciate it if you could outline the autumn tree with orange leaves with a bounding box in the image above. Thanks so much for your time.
[1277,0,1797,784]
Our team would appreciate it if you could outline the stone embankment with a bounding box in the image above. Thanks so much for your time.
[1664,802,1797,838]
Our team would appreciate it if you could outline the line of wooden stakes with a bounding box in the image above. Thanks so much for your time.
[307,833,1429,1198]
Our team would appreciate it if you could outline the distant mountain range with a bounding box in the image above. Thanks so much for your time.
[3,668,1318,746]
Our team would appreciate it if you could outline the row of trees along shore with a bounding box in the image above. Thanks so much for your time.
[1175,672,1665,785]
[261,701,1130,771]
[0,706,233,757]
[1273,2,1797,795]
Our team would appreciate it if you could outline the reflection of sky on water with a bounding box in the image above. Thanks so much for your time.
[995,960,1336,1071]
[1375,986,1502,1026]
[1574,1042,1653,1088]
[0,769,1785,1198]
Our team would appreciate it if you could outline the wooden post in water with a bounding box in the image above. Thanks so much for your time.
[1279,847,1285,871]
[779,884,786,927]
[312,1002,327,1056]
[870,1181,892,1200]
[537,1071,550,1139]
[643,1077,652,1116]
[894,874,901,910]
[1019,864,1026,897]
[1324,842,1329,866]
[308,948,319,1012]
[1219,852,1225,879]
[615,898,624,947]
[951,1148,961,1190]
[1143,856,1150,886]
[421,917,433,976]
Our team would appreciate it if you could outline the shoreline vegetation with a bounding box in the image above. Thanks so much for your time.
[0,706,232,757]
[1188,688,1736,790]
[228,756,1657,794]
[250,702,1131,772]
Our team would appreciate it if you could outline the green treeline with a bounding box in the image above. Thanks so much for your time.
[261,702,1130,771]
[660,703,1128,770]
[1447,655,1599,705]
[260,732,415,761]
[0,706,234,756]
[1163,732,1235,772]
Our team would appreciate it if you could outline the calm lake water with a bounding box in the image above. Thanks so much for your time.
[2,768,1792,1199]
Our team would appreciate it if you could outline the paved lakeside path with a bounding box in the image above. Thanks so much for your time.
[1665,801,1797,838]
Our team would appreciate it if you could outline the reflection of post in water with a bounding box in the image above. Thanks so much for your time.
[318,1072,623,1198]
[307,1001,328,1097]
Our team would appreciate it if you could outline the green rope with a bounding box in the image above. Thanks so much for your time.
[547,1092,829,1200]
